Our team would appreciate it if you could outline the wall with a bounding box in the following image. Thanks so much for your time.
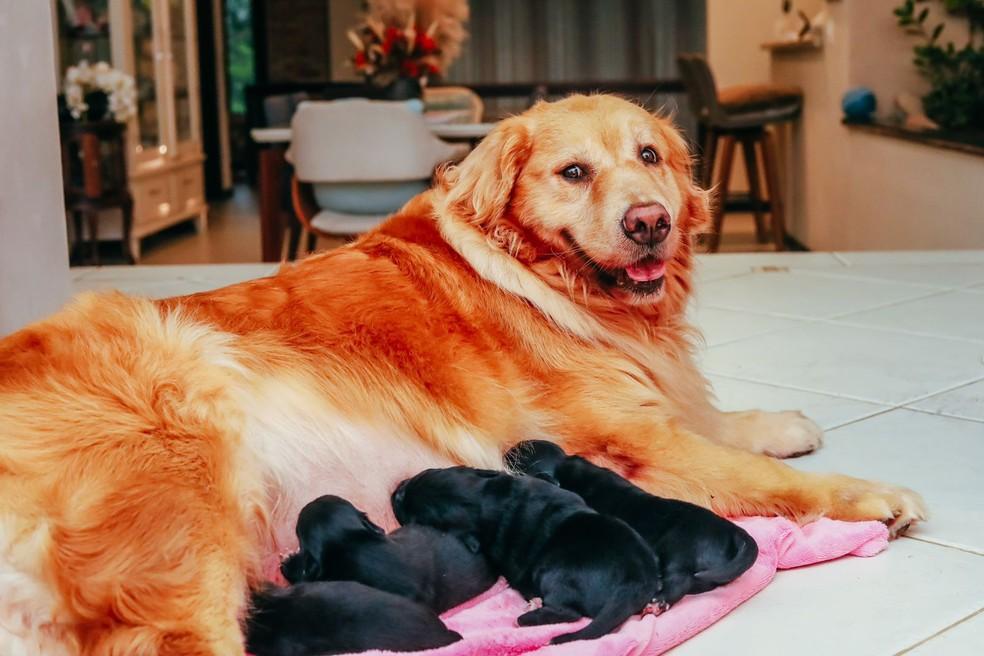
[329,0,362,81]
[0,0,70,335]
[768,0,984,250]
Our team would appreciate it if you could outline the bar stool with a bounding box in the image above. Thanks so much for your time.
[678,54,802,252]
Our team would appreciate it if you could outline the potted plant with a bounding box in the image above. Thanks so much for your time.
[347,0,468,100]
[894,0,984,130]
[63,60,136,124]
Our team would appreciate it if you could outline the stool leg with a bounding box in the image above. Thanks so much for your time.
[708,135,736,253]
[306,231,318,254]
[741,137,768,244]
[700,128,719,189]
[761,129,787,251]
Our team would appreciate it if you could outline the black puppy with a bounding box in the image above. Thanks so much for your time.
[391,466,663,645]
[281,495,497,613]
[506,440,758,606]
[245,581,461,656]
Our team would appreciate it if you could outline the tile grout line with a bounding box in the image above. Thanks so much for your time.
[702,370,893,405]
[904,535,984,557]
[901,406,984,425]
[894,375,984,408]
[893,606,984,655]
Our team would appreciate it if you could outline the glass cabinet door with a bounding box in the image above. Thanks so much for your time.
[55,0,112,76]
[168,0,193,146]
[131,0,160,149]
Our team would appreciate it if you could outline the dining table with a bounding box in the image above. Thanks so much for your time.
[251,122,496,262]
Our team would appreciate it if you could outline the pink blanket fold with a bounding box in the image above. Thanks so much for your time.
[337,517,889,656]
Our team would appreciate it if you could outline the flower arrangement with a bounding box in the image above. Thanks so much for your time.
[348,14,443,88]
[64,60,137,123]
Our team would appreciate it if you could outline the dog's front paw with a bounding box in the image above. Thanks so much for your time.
[762,411,824,458]
[830,477,928,538]
[724,410,823,458]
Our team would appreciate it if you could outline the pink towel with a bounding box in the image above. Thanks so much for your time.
[323,517,888,656]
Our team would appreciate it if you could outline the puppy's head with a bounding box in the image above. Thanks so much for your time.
[439,94,709,309]
[391,467,501,550]
[504,440,567,480]
[281,495,385,583]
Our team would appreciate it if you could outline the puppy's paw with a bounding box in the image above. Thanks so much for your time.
[723,410,823,458]
[831,477,928,538]
[525,597,543,612]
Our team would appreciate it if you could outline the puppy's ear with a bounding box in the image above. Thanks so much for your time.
[299,549,322,581]
[440,117,531,228]
[459,533,482,555]
[360,513,385,537]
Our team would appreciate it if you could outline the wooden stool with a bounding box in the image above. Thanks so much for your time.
[678,54,802,252]
[60,120,134,265]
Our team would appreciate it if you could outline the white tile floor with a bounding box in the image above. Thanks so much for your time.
[71,250,984,655]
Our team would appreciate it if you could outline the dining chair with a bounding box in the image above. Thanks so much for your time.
[289,99,468,254]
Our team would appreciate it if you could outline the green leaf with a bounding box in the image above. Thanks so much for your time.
[918,7,929,22]
[932,23,945,41]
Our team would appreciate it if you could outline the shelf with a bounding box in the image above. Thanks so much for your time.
[761,37,823,53]
[843,120,984,158]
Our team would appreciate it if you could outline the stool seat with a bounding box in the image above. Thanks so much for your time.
[714,84,803,130]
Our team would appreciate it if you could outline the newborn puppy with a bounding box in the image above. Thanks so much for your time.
[281,495,497,613]
[245,581,461,656]
[506,440,758,606]
[391,466,662,645]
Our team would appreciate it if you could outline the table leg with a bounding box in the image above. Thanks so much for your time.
[259,145,287,262]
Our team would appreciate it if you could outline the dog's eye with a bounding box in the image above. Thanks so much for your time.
[640,147,660,164]
[560,164,587,180]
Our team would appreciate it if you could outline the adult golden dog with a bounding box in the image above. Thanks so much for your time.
[0,95,924,655]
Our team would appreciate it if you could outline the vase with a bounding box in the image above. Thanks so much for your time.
[84,90,110,122]
[378,77,423,101]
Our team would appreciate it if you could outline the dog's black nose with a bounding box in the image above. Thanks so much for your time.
[621,203,671,246]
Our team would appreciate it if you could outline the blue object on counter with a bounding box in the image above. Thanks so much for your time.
[842,88,877,121]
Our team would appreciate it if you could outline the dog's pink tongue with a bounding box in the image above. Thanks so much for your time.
[625,259,666,282]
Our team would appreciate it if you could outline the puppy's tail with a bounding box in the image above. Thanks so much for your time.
[693,528,759,587]
[549,596,639,645]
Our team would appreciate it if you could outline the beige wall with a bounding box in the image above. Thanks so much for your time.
[768,0,984,250]
[0,0,70,335]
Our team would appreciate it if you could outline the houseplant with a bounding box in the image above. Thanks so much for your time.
[63,60,136,123]
[894,0,984,130]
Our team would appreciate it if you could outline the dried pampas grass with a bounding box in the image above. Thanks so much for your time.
[367,0,469,70]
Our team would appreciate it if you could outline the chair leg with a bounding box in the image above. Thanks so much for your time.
[306,231,318,253]
[287,213,303,260]
[741,137,768,244]
[708,135,736,253]
[120,196,135,264]
[85,209,100,266]
[700,129,719,189]
[761,128,787,252]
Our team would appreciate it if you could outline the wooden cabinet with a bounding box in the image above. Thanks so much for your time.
[54,0,207,260]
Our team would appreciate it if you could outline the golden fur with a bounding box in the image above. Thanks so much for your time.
[0,95,925,655]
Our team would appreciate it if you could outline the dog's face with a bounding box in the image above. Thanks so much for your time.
[441,95,709,307]
[281,495,385,583]
[391,467,500,538]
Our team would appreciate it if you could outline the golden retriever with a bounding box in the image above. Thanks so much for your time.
[0,95,924,655]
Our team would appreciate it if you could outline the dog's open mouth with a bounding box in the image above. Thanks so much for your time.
[596,256,667,296]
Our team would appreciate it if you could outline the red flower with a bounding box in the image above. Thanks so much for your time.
[417,34,437,54]
[353,50,367,68]
[400,60,420,77]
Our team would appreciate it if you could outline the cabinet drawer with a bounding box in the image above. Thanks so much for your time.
[170,165,204,213]
[131,177,172,224]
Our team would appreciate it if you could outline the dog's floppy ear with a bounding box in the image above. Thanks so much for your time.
[441,116,531,227]
[683,184,712,235]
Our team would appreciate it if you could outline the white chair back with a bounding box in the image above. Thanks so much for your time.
[290,99,460,183]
